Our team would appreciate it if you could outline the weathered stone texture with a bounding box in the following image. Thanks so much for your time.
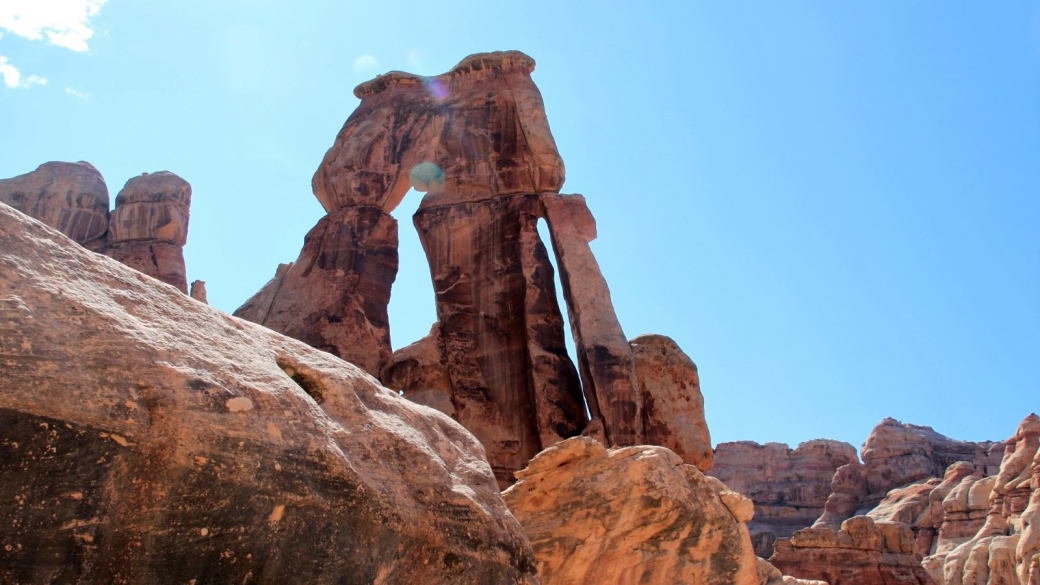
[234,206,398,377]
[631,333,712,471]
[0,201,537,584]
[770,516,935,585]
[0,161,110,245]
[710,439,860,557]
[312,51,564,212]
[503,437,760,585]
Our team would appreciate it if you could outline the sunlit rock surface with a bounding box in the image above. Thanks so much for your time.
[0,202,537,584]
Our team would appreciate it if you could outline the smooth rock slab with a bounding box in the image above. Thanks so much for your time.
[0,202,536,584]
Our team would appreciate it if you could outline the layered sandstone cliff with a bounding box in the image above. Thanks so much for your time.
[0,201,536,583]
[709,439,860,557]
[770,516,935,585]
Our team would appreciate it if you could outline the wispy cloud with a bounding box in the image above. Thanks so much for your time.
[0,0,108,52]
[0,56,47,88]
[354,54,380,77]
[65,86,90,99]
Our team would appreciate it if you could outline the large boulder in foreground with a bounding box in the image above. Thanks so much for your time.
[0,202,536,584]
[503,436,760,585]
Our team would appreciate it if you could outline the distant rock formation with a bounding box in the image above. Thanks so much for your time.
[0,163,195,293]
[709,439,860,557]
[0,161,110,246]
[101,171,192,293]
[0,201,537,584]
[238,51,713,485]
[190,279,207,303]
[921,414,1040,585]
[503,436,759,585]
[770,516,935,584]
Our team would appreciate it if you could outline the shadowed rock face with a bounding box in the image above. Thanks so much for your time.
[0,201,537,584]
[235,207,398,376]
[0,161,110,246]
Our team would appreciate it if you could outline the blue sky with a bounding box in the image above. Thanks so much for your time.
[2,1,1038,452]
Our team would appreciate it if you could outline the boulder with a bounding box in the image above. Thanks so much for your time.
[0,201,537,584]
[503,437,760,585]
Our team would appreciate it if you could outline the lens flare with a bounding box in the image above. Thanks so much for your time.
[424,78,448,100]
[409,162,445,193]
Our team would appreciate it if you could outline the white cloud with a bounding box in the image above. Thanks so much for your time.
[65,86,90,99]
[0,0,108,52]
[0,56,47,88]
[354,54,380,77]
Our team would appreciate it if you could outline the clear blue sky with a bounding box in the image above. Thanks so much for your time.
[2,1,1038,453]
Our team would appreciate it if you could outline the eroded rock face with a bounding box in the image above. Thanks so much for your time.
[410,193,587,486]
[234,206,398,377]
[921,414,1040,585]
[862,418,1001,496]
[770,516,935,585]
[631,333,712,471]
[503,437,760,585]
[101,171,192,293]
[709,439,860,557]
[813,462,869,532]
[0,161,109,246]
[0,202,537,584]
[312,51,564,212]
[380,323,454,417]
[242,51,715,485]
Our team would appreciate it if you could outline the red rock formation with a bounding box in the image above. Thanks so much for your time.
[242,51,715,485]
[311,51,563,212]
[101,171,192,293]
[503,437,760,585]
[0,161,109,246]
[921,414,1040,585]
[540,193,643,447]
[380,323,454,416]
[862,418,1002,497]
[0,201,537,584]
[710,439,860,557]
[813,462,869,532]
[235,206,398,376]
[770,516,936,585]
[630,333,712,471]
[189,279,207,303]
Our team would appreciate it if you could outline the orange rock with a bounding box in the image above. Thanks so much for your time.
[503,437,760,585]
[313,51,564,213]
[710,439,859,557]
[631,333,712,471]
